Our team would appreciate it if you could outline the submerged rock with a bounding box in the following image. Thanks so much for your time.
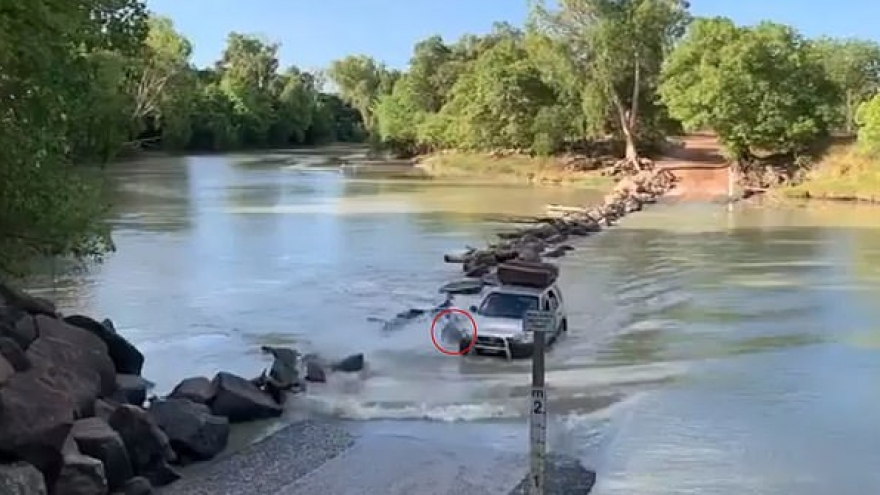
[332,353,365,373]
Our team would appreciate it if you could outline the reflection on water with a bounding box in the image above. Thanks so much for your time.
[30,148,880,494]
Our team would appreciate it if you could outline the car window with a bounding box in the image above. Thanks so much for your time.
[479,293,539,319]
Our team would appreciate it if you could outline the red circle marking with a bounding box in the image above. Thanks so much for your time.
[430,308,478,356]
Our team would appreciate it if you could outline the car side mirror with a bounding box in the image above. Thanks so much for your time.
[469,305,478,313]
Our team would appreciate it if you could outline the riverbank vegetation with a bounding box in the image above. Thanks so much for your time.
[5,0,880,275]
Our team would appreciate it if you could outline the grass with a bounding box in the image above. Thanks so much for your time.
[415,151,615,190]
[779,144,880,202]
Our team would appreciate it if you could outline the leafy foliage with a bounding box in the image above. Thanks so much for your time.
[856,94,880,155]
[659,18,836,159]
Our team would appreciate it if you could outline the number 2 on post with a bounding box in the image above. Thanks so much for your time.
[533,399,543,414]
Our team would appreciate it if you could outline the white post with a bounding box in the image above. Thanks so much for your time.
[727,164,734,213]
[525,310,553,495]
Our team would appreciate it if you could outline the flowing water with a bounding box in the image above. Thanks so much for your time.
[32,146,880,494]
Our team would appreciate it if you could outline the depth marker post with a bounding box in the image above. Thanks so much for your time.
[525,310,554,495]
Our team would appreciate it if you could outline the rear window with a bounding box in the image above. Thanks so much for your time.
[478,292,539,319]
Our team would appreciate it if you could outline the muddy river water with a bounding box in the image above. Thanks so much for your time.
[31,146,880,494]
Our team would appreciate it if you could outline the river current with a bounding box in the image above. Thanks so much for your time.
[31,147,880,494]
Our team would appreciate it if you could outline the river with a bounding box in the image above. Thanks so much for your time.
[31,146,880,494]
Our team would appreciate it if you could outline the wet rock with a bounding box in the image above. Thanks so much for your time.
[120,476,152,495]
[149,398,229,463]
[70,418,132,491]
[0,336,30,371]
[0,354,12,385]
[113,375,154,407]
[0,462,47,495]
[26,315,116,415]
[509,454,596,495]
[0,282,57,317]
[331,353,364,373]
[260,346,300,389]
[101,318,116,333]
[168,376,215,404]
[543,246,569,258]
[209,372,283,423]
[62,315,143,376]
[303,357,326,383]
[107,405,179,487]
[54,452,108,495]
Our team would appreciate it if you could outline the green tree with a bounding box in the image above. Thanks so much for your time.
[659,18,836,160]
[0,0,147,274]
[856,94,880,155]
[327,55,395,130]
[809,37,880,134]
[530,0,691,165]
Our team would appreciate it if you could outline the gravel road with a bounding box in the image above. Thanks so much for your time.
[158,420,595,495]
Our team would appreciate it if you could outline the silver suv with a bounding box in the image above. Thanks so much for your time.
[458,283,568,359]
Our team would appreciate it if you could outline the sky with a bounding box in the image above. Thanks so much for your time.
[145,0,880,71]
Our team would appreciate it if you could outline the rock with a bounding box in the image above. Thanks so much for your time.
[101,319,116,333]
[62,315,143,376]
[168,376,215,404]
[93,398,120,422]
[54,452,108,495]
[0,370,75,482]
[70,418,132,491]
[0,282,57,317]
[260,346,300,390]
[304,358,326,383]
[331,353,365,373]
[113,375,154,407]
[0,354,12,385]
[0,336,30,371]
[509,454,596,495]
[0,462,47,495]
[107,405,180,487]
[121,477,151,495]
[26,315,116,415]
[148,398,229,463]
[6,315,38,350]
[209,371,283,423]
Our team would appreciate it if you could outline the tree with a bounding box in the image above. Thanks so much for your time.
[659,18,836,160]
[327,55,395,130]
[809,37,880,134]
[0,0,147,274]
[530,0,691,165]
[856,94,880,155]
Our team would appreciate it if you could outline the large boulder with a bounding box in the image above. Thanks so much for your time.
[168,376,215,404]
[0,462,47,495]
[25,315,116,415]
[209,372,283,423]
[149,398,229,463]
[54,452,108,495]
[107,405,179,487]
[113,375,154,407]
[0,336,30,371]
[0,369,75,483]
[120,477,151,495]
[70,418,132,491]
[4,315,38,350]
[62,315,143,376]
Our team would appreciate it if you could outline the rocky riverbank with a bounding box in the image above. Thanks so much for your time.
[0,283,363,495]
